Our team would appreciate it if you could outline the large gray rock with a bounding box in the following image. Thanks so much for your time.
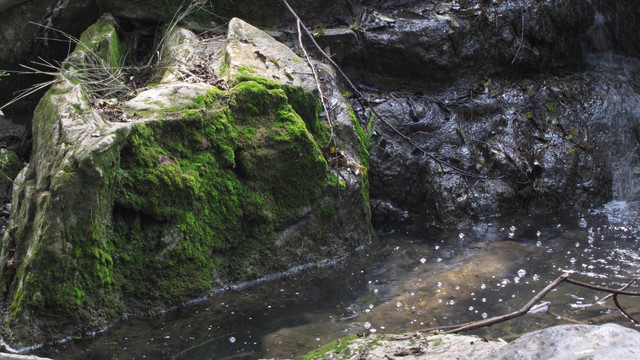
[305,323,640,360]
[491,323,640,359]
[0,17,371,348]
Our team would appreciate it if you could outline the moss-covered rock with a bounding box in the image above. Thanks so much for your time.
[0,149,21,202]
[0,17,372,348]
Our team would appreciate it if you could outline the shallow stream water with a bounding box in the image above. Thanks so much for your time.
[33,202,640,360]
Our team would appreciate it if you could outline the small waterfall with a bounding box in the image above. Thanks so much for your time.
[583,0,640,202]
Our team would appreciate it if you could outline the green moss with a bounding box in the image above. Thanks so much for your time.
[106,78,334,310]
[237,66,256,74]
[348,105,371,201]
[302,335,359,360]
[0,149,21,200]
[76,19,122,69]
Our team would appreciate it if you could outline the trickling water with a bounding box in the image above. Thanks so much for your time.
[583,0,640,201]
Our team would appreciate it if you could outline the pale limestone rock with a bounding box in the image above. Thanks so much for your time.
[225,17,316,91]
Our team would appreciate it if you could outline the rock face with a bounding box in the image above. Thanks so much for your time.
[0,17,371,347]
[347,0,594,84]
[304,323,640,360]
[364,74,614,229]
[0,0,100,114]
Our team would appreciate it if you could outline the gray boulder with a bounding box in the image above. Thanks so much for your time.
[305,323,640,360]
[0,16,371,348]
[491,323,640,360]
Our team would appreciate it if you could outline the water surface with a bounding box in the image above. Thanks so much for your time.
[34,202,640,359]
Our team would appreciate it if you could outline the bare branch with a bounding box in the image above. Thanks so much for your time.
[442,273,570,334]
[613,294,640,325]
[564,277,640,296]
[413,273,640,336]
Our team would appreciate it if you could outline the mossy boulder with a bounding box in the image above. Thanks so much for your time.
[0,17,371,347]
[0,149,21,202]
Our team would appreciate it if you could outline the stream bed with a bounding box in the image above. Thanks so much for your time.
[33,202,640,360]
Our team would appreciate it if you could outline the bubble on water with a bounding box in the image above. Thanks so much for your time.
[536,231,541,237]
[370,328,377,333]
[482,298,487,302]
[480,283,486,290]
[369,304,374,309]
[420,258,427,264]
[316,338,321,341]
[396,302,403,308]
[517,269,527,278]
[570,257,577,264]
[578,218,587,228]
[229,337,236,344]
[482,312,488,319]
[437,282,443,287]
[373,288,379,294]
[437,258,443,262]
[514,277,520,283]
[536,241,542,247]
[459,233,465,239]
[575,242,580,248]
[448,300,455,305]
[363,322,372,329]
[469,306,474,311]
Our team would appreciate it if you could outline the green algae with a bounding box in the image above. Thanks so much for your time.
[302,335,360,360]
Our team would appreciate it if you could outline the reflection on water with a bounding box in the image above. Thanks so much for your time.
[35,203,640,360]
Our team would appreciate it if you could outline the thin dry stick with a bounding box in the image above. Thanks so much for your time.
[296,19,335,147]
[546,309,587,325]
[443,273,570,334]
[420,273,640,335]
[590,279,636,306]
[564,277,640,296]
[612,294,640,325]
[279,0,503,181]
[295,19,343,197]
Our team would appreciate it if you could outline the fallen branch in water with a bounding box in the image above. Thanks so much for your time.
[279,0,503,181]
[444,273,570,334]
[415,273,640,335]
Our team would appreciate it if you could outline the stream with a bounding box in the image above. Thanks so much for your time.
[12,2,640,359]
[33,202,640,359]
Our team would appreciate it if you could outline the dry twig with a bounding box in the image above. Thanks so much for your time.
[416,273,640,336]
